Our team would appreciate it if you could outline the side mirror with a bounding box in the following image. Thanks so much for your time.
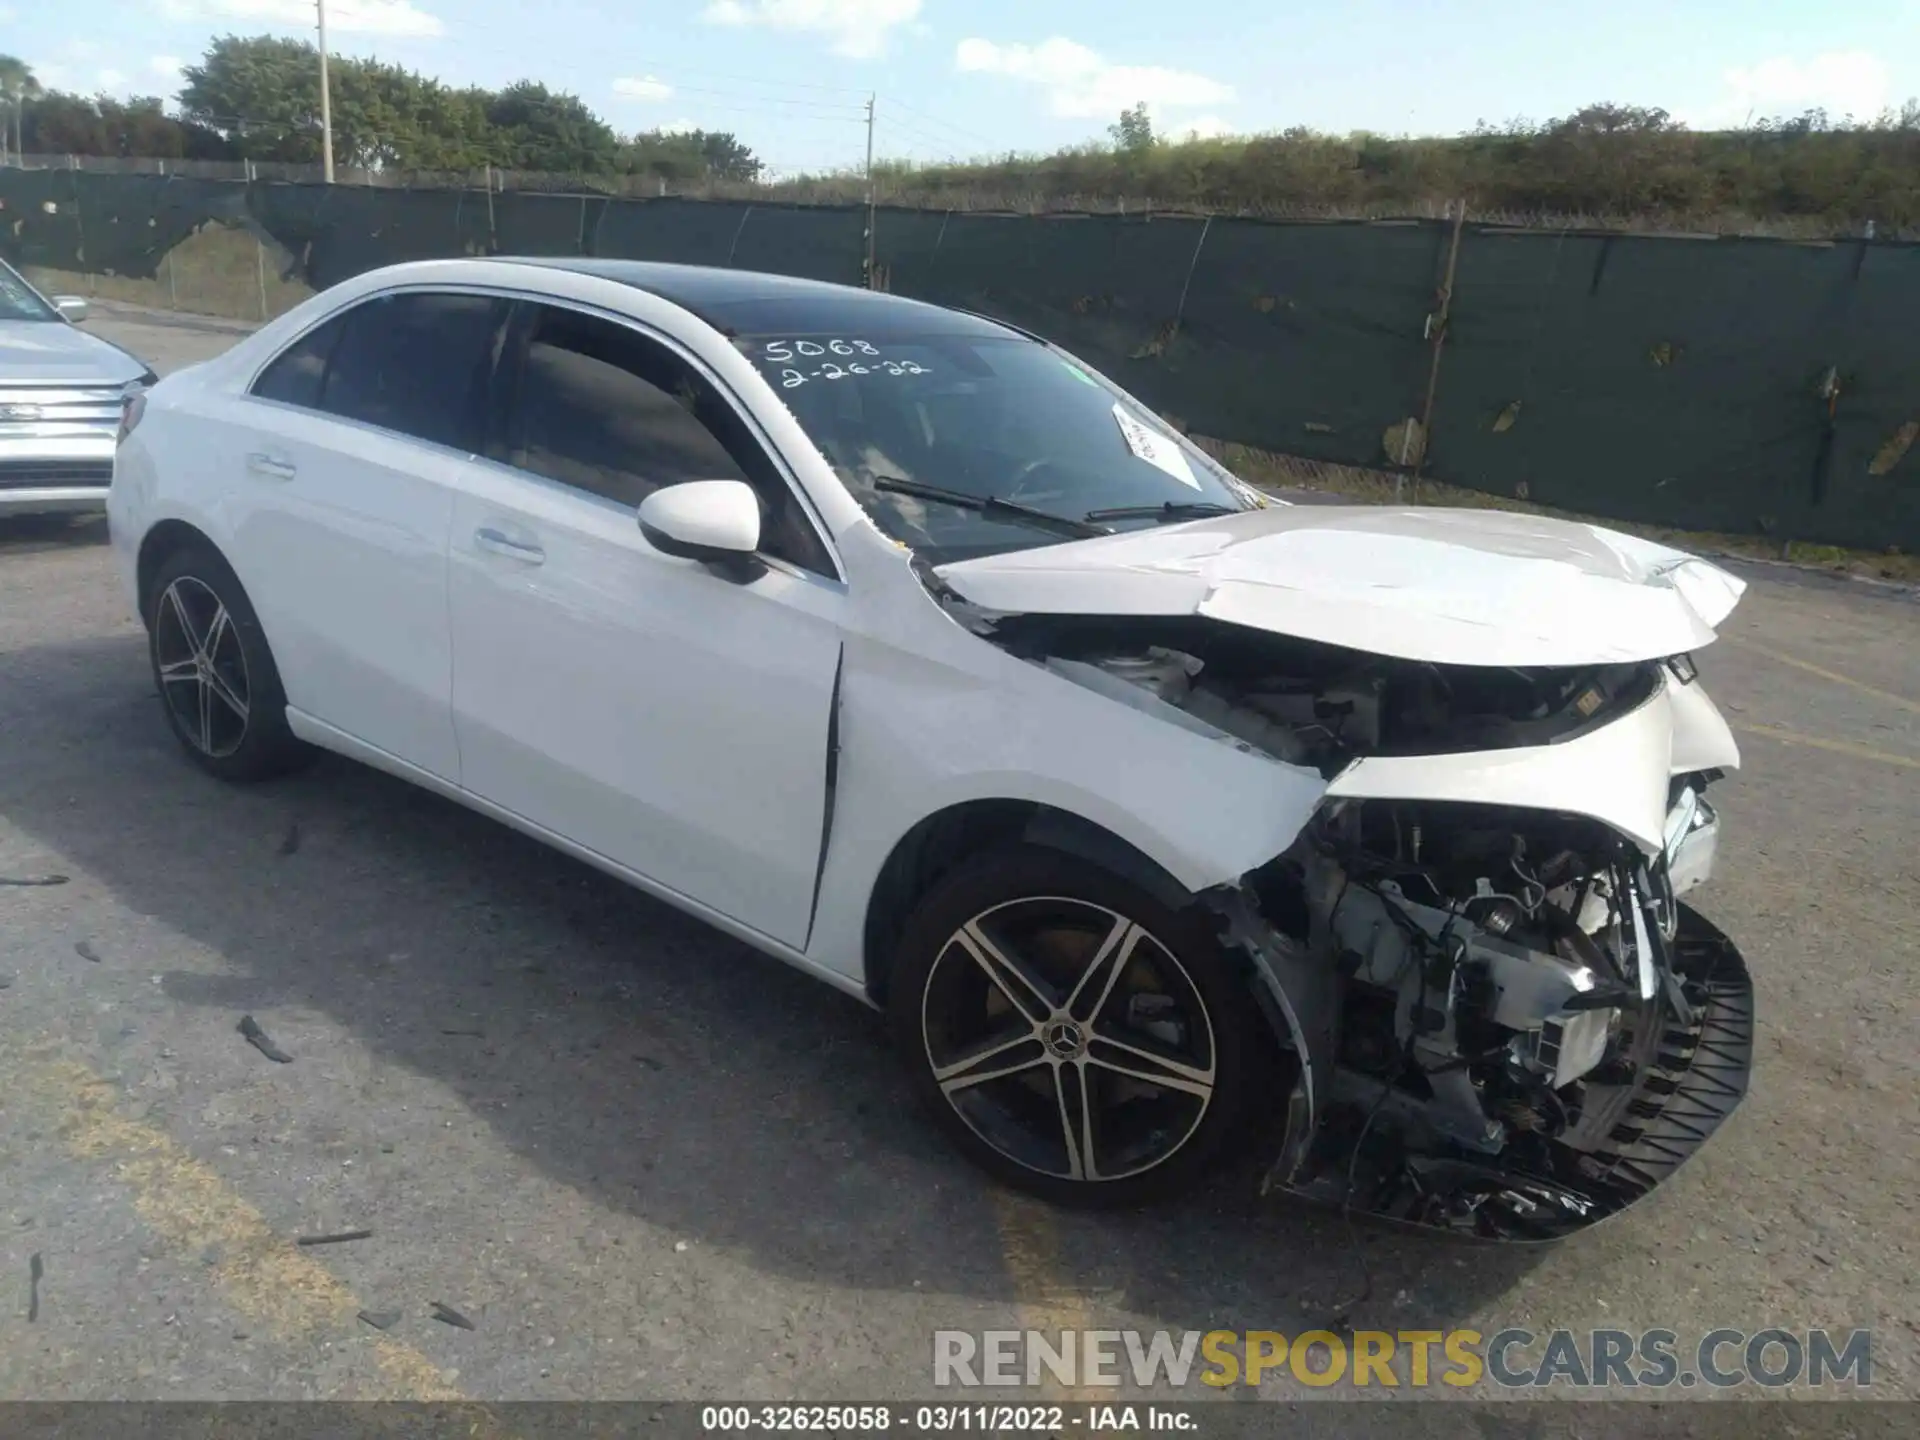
[638,479,763,575]
[53,296,89,323]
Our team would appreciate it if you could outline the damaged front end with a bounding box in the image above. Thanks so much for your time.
[990,614,1755,1241]
[1215,798,1753,1241]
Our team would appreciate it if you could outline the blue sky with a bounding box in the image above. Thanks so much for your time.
[9,1,1918,176]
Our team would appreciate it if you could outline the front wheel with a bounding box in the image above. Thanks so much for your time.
[145,544,308,782]
[888,844,1266,1207]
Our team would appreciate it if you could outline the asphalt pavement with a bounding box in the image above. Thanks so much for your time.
[0,303,1914,1416]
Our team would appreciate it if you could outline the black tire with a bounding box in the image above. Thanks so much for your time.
[887,843,1265,1208]
[144,543,308,782]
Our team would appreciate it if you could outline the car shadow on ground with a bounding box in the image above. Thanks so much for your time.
[0,629,1553,1334]
[0,515,109,557]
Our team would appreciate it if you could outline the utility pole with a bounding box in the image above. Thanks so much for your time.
[863,93,877,288]
[316,0,336,182]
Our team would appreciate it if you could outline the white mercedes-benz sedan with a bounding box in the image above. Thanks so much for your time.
[109,258,1754,1237]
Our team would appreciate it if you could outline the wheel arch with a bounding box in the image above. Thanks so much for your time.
[136,518,223,623]
[860,798,1196,1007]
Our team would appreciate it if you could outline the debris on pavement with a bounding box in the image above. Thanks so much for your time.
[237,1014,293,1064]
[278,823,301,857]
[296,1229,373,1247]
[358,1309,401,1331]
[430,1301,476,1331]
[0,873,68,887]
[440,1027,484,1038]
[27,1252,42,1323]
[0,976,12,990]
[74,940,101,963]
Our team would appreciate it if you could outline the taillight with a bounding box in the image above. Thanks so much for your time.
[117,388,147,444]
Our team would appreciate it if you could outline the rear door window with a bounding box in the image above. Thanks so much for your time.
[304,291,507,451]
[251,314,347,409]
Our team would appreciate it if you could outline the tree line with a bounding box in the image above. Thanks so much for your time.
[856,102,1920,231]
[0,37,762,183]
[6,38,1920,228]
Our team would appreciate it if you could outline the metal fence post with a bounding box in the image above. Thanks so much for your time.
[65,154,97,297]
[1408,197,1467,502]
[244,158,269,321]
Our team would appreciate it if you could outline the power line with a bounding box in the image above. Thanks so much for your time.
[427,15,874,96]
[875,113,976,161]
[640,84,868,114]
[881,94,1001,152]
[424,23,873,110]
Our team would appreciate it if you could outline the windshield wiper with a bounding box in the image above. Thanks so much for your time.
[1081,500,1240,523]
[871,476,1110,539]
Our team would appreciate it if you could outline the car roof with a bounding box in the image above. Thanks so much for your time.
[491,256,1022,343]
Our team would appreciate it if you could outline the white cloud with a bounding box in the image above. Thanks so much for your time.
[1174,114,1237,140]
[660,119,700,135]
[159,0,444,38]
[1682,50,1890,129]
[25,57,172,101]
[701,0,921,61]
[955,36,1234,120]
[613,75,674,103]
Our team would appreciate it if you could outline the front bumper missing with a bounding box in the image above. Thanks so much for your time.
[1270,905,1754,1241]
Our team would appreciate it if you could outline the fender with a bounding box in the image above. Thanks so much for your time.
[1666,670,1741,775]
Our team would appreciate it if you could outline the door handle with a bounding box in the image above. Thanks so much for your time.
[245,452,296,481]
[474,526,545,564]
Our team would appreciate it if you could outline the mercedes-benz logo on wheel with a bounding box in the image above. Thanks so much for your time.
[1042,1019,1086,1060]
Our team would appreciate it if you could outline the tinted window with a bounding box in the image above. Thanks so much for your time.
[507,305,832,575]
[251,314,347,408]
[317,292,505,450]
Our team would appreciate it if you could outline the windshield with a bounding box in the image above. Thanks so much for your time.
[0,261,59,323]
[736,329,1263,562]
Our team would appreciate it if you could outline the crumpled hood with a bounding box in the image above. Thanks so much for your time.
[0,319,147,386]
[934,504,1747,667]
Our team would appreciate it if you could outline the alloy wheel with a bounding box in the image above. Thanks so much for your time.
[919,896,1217,1183]
[154,576,251,759]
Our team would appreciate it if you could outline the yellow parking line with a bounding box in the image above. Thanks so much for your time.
[1735,723,1920,770]
[1728,638,1920,716]
[990,1189,1103,1401]
[13,1043,469,1403]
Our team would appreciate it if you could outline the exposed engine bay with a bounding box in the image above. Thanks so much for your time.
[988,611,1754,1240]
[985,612,1666,778]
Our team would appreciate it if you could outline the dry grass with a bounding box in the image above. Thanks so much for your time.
[25,224,315,324]
[1199,439,1920,586]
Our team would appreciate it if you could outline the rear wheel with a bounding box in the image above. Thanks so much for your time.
[145,545,307,782]
[888,844,1263,1207]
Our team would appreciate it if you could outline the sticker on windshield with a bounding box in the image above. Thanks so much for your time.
[1060,360,1101,388]
[1113,404,1200,489]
